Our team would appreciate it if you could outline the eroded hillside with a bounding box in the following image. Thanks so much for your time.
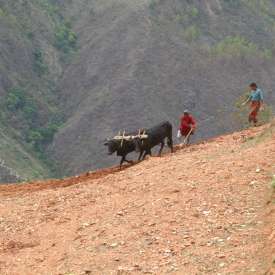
[49,0,275,176]
[0,122,274,274]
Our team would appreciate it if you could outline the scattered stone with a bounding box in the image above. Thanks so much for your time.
[202,210,211,216]
[249,181,257,186]
[193,213,199,218]
[110,242,118,248]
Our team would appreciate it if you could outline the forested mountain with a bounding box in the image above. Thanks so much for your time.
[1,0,275,182]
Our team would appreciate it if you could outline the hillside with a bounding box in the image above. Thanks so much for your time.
[50,0,275,176]
[0,122,274,274]
[1,0,275,181]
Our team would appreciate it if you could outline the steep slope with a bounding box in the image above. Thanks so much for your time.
[1,0,275,181]
[0,0,75,181]
[50,0,275,176]
[0,123,274,274]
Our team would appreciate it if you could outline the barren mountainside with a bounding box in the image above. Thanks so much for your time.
[1,0,275,181]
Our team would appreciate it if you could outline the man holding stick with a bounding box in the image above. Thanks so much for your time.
[177,110,196,145]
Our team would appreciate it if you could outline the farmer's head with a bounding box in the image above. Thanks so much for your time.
[250,82,257,91]
[183,109,190,116]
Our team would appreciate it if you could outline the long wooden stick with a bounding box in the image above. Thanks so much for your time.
[183,128,193,145]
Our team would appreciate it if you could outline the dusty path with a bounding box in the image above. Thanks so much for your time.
[0,124,274,275]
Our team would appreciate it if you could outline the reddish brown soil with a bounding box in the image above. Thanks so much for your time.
[0,124,274,275]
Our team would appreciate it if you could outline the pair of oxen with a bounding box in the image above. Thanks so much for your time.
[104,121,173,167]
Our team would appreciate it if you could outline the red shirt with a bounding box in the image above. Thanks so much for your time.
[180,114,196,130]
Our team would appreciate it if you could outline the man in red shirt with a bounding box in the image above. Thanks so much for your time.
[178,110,196,144]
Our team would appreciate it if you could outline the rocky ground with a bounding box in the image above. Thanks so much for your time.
[0,123,274,275]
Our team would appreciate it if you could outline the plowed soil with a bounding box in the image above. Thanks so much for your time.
[0,124,274,275]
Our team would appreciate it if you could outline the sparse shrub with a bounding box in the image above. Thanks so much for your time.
[0,8,5,17]
[22,99,39,127]
[174,13,188,24]
[184,25,200,42]
[27,130,43,151]
[212,36,257,57]
[174,6,199,24]
[224,0,242,8]
[241,0,275,20]
[5,87,26,111]
[37,0,59,17]
[26,32,34,40]
[271,176,275,190]
[211,36,273,59]
[149,0,159,11]
[33,48,48,76]
[258,105,273,123]
[26,123,60,152]
[39,123,59,143]
[54,22,77,53]
[189,7,199,18]
[4,87,62,151]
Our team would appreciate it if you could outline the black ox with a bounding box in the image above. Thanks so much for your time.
[133,121,173,159]
[104,121,173,167]
[104,131,143,167]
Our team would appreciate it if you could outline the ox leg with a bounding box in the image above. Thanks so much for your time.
[142,151,147,160]
[138,151,144,161]
[143,149,151,160]
[167,136,173,153]
[125,158,134,164]
[120,156,125,168]
[158,141,164,156]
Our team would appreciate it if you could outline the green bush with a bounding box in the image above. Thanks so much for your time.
[189,7,199,18]
[33,48,48,76]
[149,0,159,11]
[39,123,59,144]
[5,87,26,111]
[271,175,275,190]
[54,22,77,53]
[5,87,39,125]
[37,0,59,17]
[4,87,61,151]
[174,6,199,24]
[211,36,272,59]
[22,100,39,125]
[27,130,43,150]
[28,123,59,151]
[184,25,200,42]
[212,36,257,57]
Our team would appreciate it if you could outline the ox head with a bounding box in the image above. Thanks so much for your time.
[104,130,130,155]
[104,139,118,155]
